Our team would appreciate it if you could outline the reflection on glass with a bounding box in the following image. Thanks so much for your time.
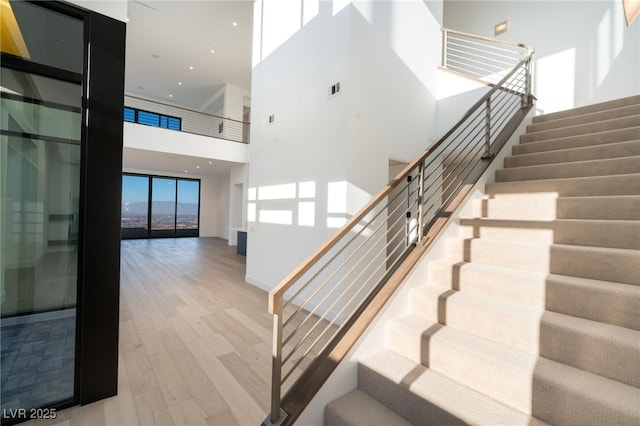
[177,180,199,233]
[151,177,176,237]
[121,175,149,238]
[1,69,80,411]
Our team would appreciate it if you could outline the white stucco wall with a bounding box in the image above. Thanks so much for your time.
[246,0,443,293]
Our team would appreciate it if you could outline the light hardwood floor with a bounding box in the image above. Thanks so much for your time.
[26,238,274,426]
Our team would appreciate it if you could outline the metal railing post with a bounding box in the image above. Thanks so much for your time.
[416,162,425,244]
[522,59,532,108]
[482,98,492,159]
[442,29,448,68]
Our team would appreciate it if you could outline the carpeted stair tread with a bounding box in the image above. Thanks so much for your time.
[520,115,640,143]
[532,95,640,124]
[474,195,640,221]
[358,349,548,426]
[428,260,640,330]
[512,127,640,155]
[485,173,640,198]
[446,237,640,285]
[384,316,640,423]
[458,217,640,249]
[495,156,640,182]
[504,140,640,168]
[324,389,412,426]
[527,104,640,133]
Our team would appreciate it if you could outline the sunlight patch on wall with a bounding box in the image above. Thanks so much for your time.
[298,180,316,198]
[535,48,576,113]
[298,201,315,226]
[258,183,296,200]
[303,0,319,25]
[248,203,256,222]
[261,0,302,60]
[260,209,293,225]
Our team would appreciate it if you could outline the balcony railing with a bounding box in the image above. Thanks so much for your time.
[124,94,250,144]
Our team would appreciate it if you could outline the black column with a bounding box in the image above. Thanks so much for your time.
[77,11,126,405]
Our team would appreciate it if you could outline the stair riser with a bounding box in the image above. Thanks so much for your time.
[512,127,640,155]
[428,261,547,308]
[357,363,472,426]
[545,276,640,331]
[388,324,640,416]
[532,95,640,124]
[458,219,640,250]
[385,322,536,413]
[532,358,640,426]
[407,288,540,353]
[407,287,640,382]
[520,116,640,143]
[474,196,640,221]
[540,312,640,387]
[505,140,640,168]
[446,238,640,285]
[429,260,640,330]
[486,174,640,199]
[527,104,640,133]
[495,156,640,182]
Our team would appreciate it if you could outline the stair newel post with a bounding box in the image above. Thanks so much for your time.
[268,307,285,425]
[417,162,425,244]
[482,97,492,159]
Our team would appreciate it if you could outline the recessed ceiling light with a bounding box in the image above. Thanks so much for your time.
[196,166,200,169]
[208,161,213,164]
[126,17,130,22]
[189,66,194,70]
[232,22,238,26]
[184,170,188,173]
[178,81,182,85]
[210,49,215,54]
[169,94,173,98]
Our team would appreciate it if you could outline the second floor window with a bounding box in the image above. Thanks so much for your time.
[124,107,182,131]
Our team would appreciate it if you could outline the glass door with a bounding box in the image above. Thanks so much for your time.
[1,69,81,412]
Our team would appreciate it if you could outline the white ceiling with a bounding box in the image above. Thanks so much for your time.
[123,147,240,177]
[123,0,254,176]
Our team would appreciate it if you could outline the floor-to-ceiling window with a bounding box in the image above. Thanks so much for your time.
[121,173,200,239]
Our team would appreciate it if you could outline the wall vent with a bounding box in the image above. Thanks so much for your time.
[329,82,341,97]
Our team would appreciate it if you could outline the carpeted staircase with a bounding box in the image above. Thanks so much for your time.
[325,96,640,425]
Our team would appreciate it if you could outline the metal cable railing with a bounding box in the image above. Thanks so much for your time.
[442,28,533,86]
[265,29,534,426]
[124,95,250,143]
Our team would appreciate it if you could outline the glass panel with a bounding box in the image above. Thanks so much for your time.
[151,177,176,238]
[159,116,168,128]
[176,180,199,237]
[123,107,135,122]
[3,0,84,74]
[168,117,181,130]
[138,110,159,127]
[1,69,80,411]
[121,175,149,239]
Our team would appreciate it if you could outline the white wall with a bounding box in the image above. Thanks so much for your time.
[443,0,640,114]
[247,0,443,293]
[65,0,127,22]
[123,122,249,163]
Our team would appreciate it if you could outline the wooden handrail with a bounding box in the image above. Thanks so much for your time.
[267,56,530,315]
